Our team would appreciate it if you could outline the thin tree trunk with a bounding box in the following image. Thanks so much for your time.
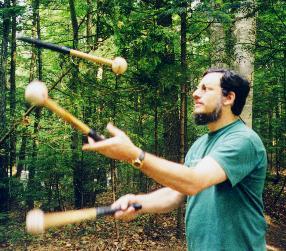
[234,1,256,127]
[210,22,226,68]
[36,0,42,81]
[150,87,159,191]
[282,48,286,170]
[149,0,181,237]
[68,0,82,209]
[133,93,147,192]
[0,0,9,129]
[9,0,17,178]
[275,105,280,178]
[0,0,10,212]
[111,76,119,239]
[147,87,159,232]
[27,107,41,210]
[27,0,42,209]
[209,1,226,68]
[156,2,179,163]
[69,0,79,48]
[268,110,273,171]
[86,0,93,49]
[177,2,188,238]
[16,135,27,178]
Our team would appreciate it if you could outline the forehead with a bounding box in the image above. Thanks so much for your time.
[199,72,223,87]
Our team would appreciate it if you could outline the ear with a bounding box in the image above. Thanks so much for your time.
[223,91,235,106]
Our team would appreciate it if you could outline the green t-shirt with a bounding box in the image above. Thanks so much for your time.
[185,120,267,251]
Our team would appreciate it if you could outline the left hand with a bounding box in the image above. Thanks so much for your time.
[82,123,141,162]
[111,194,142,221]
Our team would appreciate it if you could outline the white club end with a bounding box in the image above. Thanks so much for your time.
[112,57,128,75]
[25,80,48,106]
[26,209,45,234]
[16,32,24,40]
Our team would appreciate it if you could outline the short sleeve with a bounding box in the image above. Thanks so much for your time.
[208,134,258,187]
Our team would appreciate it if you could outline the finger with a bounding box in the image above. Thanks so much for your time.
[87,135,107,146]
[114,207,136,220]
[82,137,117,151]
[88,136,96,145]
[114,210,124,218]
[106,123,125,137]
[111,195,135,210]
[111,199,129,211]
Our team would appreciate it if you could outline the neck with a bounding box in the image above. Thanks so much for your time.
[207,113,239,132]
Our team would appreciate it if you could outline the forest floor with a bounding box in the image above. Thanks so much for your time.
[1,176,286,251]
[263,173,286,251]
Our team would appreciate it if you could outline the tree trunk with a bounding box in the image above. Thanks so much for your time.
[209,1,227,68]
[69,0,79,48]
[150,87,159,192]
[155,1,180,163]
[27,0,42,209]
[282,48,286,171]
[234,1,256,127]
[9,0,17,178]
[16,135,27,178]
[148,0,181,237]
[111,76,119,239]
[268,109,273,171]
[177,2,188,239]
[133,93,147,192]
[68,0,83,209]
[27,107,41,210]
[0,0,9,129]
[0,0,10,212]
[86,0,93,49]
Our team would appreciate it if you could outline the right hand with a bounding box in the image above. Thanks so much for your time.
[112,194,142,221]
[82,123,141,163]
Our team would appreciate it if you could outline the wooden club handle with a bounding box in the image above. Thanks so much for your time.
[44,98,103,141]
[17,36,127,74]
[26,203,142,234]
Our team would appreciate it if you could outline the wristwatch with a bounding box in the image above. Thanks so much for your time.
[131,150,145,169]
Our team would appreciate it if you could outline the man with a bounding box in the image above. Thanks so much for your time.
[83,69,267,250]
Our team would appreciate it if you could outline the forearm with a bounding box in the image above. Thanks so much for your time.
[138,152,201,195]
[136,187,185,214]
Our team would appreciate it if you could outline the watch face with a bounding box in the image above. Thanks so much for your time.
[133,159,141,168]
[132,151,145,169]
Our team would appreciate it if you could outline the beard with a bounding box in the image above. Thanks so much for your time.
[194,103,222,125]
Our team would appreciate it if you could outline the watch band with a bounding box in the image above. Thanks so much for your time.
[131,150,145,169]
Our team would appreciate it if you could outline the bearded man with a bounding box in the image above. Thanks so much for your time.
[83,69,267,251]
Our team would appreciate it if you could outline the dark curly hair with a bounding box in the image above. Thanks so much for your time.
[203,68,250,116]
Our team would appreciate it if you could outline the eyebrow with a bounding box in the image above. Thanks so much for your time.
[196,83,214,89]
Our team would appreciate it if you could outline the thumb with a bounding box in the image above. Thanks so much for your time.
[106,122,124,137]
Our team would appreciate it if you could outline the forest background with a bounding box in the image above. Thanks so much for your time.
[0,0,285,250]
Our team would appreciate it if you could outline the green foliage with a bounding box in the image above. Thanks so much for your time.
[253,0,286,173]
[0,0,285,227]
[0,4,25,16]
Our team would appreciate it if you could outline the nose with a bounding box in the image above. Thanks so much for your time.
[192,88,200,99]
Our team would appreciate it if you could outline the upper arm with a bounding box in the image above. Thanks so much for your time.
[208,135,261,186]
[183,131,265,194]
